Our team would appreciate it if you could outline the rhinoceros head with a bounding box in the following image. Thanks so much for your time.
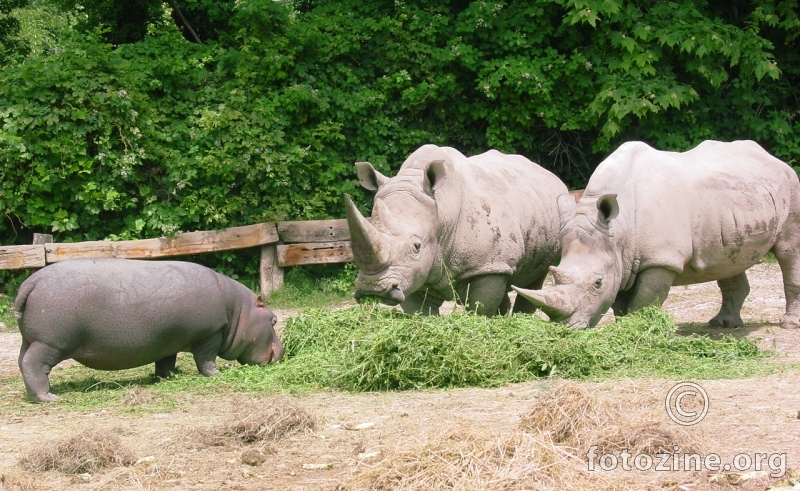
[513,194,623,329]
[345,152,449,306]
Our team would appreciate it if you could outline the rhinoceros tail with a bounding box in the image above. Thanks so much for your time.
[13,278,36,321]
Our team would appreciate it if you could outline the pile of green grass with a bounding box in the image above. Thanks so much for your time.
[225,304,777,393]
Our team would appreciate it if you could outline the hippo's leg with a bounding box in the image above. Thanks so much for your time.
[708,272,749,328]
[459,274,510,316]
[401,291,444,316]
[154,354,178,379]
[772,238,800,329]
[18,339,64,402]
[624,267,677,313]
[512,273,547,315]
[191,333,223,376]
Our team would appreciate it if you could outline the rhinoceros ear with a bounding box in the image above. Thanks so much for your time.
[597,194,619,224]
[423,159,447,196]
[557,194,577,229]
[356,162,389,191]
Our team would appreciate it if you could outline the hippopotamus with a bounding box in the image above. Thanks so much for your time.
[14,258,283,402]
[513,140,800,329]
[344,143,569,316]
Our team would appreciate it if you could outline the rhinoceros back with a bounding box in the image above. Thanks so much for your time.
[586,140,799,283]
[436,148,567,285]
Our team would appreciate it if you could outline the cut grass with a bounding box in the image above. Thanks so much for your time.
[0,304,785,413]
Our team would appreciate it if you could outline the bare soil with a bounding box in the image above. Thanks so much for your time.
[1,261,799,490]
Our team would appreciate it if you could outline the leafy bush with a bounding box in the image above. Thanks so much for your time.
[1,0,799,282]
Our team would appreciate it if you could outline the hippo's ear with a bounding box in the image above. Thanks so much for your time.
[256,296,266,308]
[423,159,447,196]
[597,194,619,224]
[356,162,389,191]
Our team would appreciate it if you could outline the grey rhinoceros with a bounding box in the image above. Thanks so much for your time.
[15,258,284,402]
[344,143,569,315]
[513,140,800,329]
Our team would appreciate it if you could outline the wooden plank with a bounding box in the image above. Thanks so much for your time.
[278,219,351,243]
[45,222,279,263]
[260,243,284,297]
[0,245,46,269]
[277,241,353,267]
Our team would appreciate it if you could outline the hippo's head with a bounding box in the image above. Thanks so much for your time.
[513,194,623,329]
[345,146,450,306]
[223,296,283,365]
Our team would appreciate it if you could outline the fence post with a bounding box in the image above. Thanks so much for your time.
[32,233,53,246]
[260,242,284,298]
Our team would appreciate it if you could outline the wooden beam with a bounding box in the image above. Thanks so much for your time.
[277,219,351,243]
[277,241,353,267]
[0,245,46,269]
[45,222,279,263]
[259,243,284,297]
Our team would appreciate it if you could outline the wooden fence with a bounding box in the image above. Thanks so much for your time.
[0,218,353,296]
[0,190,584,296]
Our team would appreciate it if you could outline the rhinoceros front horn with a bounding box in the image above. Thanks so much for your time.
[344,194,392,273]
[511,286,574,321]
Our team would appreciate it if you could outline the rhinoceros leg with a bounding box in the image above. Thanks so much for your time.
[708,272,749,328]
[611,289,634,317]
[511,274,547,314]
[624,267,677,313]
[401,291,444,316]
[458,274,510,316]
[772,240,800,329]
[191,333,223,376]
[155,354,178,379]
[18,339,64,402]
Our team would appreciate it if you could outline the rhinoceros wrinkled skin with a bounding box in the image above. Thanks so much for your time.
[15,258,283,402]
[513,140,800,329]
[344,144,569,316]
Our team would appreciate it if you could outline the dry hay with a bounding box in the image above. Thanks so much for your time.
[18,428,136,474]
[191,395,315,448]
[345,382,707,490]
[519,381,703,457]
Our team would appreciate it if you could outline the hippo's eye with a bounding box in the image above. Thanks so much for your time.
[413,242,421,253]
[593,279,603,289]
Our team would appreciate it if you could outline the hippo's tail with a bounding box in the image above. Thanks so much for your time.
[13,278,36,321]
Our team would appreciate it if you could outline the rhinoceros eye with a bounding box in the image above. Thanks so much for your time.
[594,279,603,289]
[413,242,421,253]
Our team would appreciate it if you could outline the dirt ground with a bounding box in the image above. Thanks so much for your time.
[1,261,799,490]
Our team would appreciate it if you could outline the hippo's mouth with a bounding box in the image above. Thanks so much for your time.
[354,286,406,306]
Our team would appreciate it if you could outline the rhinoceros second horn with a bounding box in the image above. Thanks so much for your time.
[511,286,573,321]
[344,193,391,273]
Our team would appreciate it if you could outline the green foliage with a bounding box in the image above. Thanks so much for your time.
[0,294,17,332]
[0,0,30,65]
[267,263,356,310]
[1,0,800,280]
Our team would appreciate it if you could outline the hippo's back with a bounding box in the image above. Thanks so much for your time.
[16,259,232,369]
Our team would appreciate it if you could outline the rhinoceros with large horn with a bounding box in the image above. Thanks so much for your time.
[344,144,569,316]
[513,140,800,329]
